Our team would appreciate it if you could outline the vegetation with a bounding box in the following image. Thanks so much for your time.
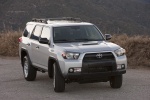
[0,31,21,56]
[111,34,150,68]
[0,31,150,68]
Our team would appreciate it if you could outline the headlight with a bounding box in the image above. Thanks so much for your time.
[114,48,126,57]
[62,52,80,59]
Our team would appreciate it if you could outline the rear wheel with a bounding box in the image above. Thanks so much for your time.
[53,63,65,92]
[110,75,122,88]
[23,56,37,81]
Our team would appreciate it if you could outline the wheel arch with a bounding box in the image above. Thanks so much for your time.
[48,57,64,78]
[20,48,31,67]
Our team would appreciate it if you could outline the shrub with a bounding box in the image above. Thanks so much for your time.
[0,31,21,56]
[0,31,150,68]
[111,34,150,68]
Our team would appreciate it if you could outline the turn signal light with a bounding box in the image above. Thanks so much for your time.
[18,37,22,43]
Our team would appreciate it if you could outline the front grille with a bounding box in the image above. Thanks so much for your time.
[83,52,115,62]
[82,52,116,73]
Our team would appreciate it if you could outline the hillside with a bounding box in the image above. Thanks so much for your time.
[0,0,150,34]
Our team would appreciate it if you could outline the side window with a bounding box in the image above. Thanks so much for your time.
[31,25,43,40]
[40,27,51,40]
[23,24,34,37]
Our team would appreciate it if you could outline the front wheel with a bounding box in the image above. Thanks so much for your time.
[110,75,122,88]
[23,56,37,81]
[53,63,65,92]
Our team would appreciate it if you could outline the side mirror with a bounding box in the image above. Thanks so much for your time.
[105,34,112,40]
[39,38,49,44]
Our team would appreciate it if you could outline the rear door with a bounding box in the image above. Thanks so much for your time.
[30,25,43,64]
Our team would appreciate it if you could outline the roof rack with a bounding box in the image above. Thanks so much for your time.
[32,18,47,23]
[32,17,82,24]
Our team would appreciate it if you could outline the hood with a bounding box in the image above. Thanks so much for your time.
[54,41,121,53]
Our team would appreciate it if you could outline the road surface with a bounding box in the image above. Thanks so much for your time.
[0,57,150,100]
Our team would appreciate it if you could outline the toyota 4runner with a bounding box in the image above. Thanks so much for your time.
[19,17,127,92]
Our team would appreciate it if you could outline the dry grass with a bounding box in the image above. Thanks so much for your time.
[0,31,21,56]
[111,34,150,68]
[0,31,150,68]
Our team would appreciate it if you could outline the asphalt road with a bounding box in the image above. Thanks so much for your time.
[0,57,150,100]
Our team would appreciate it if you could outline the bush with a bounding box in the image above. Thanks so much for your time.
[0,31,150,68]
[0,31,21,56]
[111,34,150,68]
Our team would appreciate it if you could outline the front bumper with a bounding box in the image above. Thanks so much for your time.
[67,69,126,83]
[59,53,127,77]
[68,70,126,78]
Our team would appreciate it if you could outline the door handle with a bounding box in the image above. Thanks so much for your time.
[26,43,30,46]
[36,46,39,49]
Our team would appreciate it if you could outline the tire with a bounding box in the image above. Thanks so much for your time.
[110,75,122,88]
[48,65,53,79]
[53,63,65,92]
[23,56,37,81]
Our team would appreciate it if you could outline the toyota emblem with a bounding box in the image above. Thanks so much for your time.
[96,53,103,58]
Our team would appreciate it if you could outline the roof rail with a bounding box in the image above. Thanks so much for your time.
[32,17,82,24]
[32,18,48,24]
[48,17,82,22]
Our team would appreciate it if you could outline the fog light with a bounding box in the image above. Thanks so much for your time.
[74,68,81,73]
[117,65,122,70]
[68,68,81,73]
[121,64,125,69]
[117,64,125,70]
[69,68,74,73]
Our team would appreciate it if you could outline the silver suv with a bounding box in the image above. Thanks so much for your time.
[19,17,127,92]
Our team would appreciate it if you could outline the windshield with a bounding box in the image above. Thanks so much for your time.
[53,25,104,43]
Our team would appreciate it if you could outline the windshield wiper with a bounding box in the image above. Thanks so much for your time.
[75,39,100,41]
[54,39,74,43]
